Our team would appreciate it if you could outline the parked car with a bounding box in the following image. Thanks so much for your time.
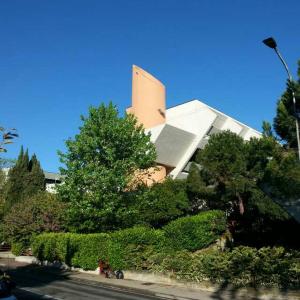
[0,270,17,300]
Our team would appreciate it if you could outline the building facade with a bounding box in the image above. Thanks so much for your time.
[127,65,261,183]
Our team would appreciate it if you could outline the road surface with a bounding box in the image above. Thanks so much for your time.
[2,261,162,300]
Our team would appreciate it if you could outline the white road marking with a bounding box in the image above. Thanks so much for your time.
[19,287,64,300]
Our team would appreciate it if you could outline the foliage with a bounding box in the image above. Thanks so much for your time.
[11,242,24,256]
[0,158,15,169]
[0,170,6,220]
[0,127,18,153]
[23,154,45,198]
[109,226,165,270]
[193,131,253,215]
[31,230,299,288]
[32,226,163,270]
[32,232,110,269]
[262,121,273,137]
[163,210,226,251]
[150,246,300,288]
[274,62,300,149]
[5,147,45,212]
[58,102,156,233]
[264,150,300,200]
[186,131,300,247]
[31,211,226,270]
[1,192,66,250]
[133,178,190,227]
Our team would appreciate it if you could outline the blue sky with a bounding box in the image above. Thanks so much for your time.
[1,0,300,172]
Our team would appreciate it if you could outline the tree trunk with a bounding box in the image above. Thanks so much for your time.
[237,193,245,215]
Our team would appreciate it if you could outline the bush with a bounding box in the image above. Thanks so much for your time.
[1,192,66,250]
[11,242,24,256]
[30,221,299,288]
[32,232,110,270]
[31,226,164,271]
[149,246,300,288]
[32,233,70,263]
[134,179,190,227]
[163,210,226,251]
[70,233,110,270]
[109,226,165,270]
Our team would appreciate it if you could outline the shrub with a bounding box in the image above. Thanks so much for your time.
[135,179,190,227]
[109,226,165,270]
[70,233,110,270]
[11,242,24,256]
[32,232,110,270]
[1,192,66,250]
[32,232,70,262]
[150,246,300,288]
[30,224,300,288]
[163,210,226,251]
[31,226,164,270]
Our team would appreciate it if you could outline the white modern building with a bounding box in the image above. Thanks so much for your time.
[128,65,261,183]
[148,99,261,180]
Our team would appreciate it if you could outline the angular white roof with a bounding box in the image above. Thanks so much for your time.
[147,99,261,178]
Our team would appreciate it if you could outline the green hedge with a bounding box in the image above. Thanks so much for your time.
[32,232,110,270]
[30,211,300,287]
[31,211,225,270]
[148,246,300,288]
[109,226,165,270]
[11,242,24,256]
[163,210,226,251]
[32,226,163,270]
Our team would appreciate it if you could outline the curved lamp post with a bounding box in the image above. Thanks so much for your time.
[263,37,300,161]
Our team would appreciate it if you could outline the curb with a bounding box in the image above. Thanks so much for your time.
[2,256,300,300]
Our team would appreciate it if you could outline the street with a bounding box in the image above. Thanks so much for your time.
[1,261,162,300]
[13,279,162,300]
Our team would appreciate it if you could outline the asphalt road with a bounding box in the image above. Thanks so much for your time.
[3,263,163,300]
[13,280,162,300]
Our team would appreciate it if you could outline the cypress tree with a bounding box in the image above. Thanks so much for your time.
[24,154,45,197]
[5,146,29,210]
[5,147,45,212]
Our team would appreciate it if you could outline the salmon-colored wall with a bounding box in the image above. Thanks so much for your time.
[127,65,168,186]
[144,165,166,185]
[131,165,169,187]
[131,65,166,129]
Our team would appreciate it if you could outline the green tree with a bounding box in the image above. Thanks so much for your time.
[24,154,45,196]
[133,178,190,228]
[274,61,300,149]
[0,159,16,220]
[262,121,273,137]
[58,102,156,233]
[1,192,66,249]
[5,147,29,211]
[0,169,6,220]
[196,131,250,215]
[5,147,45,211]
[186,131,297,246]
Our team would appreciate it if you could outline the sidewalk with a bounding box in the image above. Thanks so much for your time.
[1,255,299,300]
[67,270,300,300]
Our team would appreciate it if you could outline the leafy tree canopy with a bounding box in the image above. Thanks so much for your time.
[186,131,300,246]
[274,60,300,149]
[1,192,66,248]
[58,102,157,233]
[133,178,190,228]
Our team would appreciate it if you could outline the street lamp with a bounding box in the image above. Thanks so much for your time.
[263,37,300,161]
